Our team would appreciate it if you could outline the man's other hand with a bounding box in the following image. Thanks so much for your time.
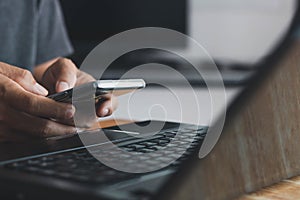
[0,62,77,138]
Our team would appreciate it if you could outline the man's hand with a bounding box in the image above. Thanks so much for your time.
[0,62,77,138]
[36,58,117,117]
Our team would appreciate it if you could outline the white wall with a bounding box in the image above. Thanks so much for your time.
[187,0,296,65]
[100,87,240,126]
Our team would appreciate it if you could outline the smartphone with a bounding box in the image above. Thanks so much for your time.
[47,79,146,103]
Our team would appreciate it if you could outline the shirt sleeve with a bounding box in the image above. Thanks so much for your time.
[35,0,73,66]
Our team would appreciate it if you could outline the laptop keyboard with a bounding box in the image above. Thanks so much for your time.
[2,126,207,185]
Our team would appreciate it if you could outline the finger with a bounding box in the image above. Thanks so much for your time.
[0,63,48,96]
[0,76,75,120]
[2,104,77,138]
[75,70,95,86]
[52,118,75,126]
[54,58,78,92]
[96,95,118,117]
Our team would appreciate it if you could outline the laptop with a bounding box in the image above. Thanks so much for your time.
[0,1,299,200]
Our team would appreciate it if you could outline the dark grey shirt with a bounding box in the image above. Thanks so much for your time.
[0,0,73,71]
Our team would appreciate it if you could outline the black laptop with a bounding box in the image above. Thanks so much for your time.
[0,1,299,200]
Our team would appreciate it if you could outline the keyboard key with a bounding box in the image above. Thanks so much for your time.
[139,141,158,146]
[126,144,146,149]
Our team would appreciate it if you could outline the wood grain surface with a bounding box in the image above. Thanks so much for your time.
[163,40,300,200]
[238,176,300,200]
[95,119,132,129]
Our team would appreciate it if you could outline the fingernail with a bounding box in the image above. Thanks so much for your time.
[56,81,69,92]
[102,108,110,117]
[34,83,48,96]
[65,105,75,119]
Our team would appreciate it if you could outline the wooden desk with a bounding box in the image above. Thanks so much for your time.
[101,119,300,200]
[238,176,300,200]
[97,119,132,129]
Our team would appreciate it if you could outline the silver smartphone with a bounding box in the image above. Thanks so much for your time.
[47,79,146,103]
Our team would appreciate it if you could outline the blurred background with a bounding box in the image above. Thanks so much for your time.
[59,0,295,124]
[60,0,294,86]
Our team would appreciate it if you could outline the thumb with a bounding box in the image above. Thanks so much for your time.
[54,59,77,93]
[56,81,72,92]
[55,72,77,93]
